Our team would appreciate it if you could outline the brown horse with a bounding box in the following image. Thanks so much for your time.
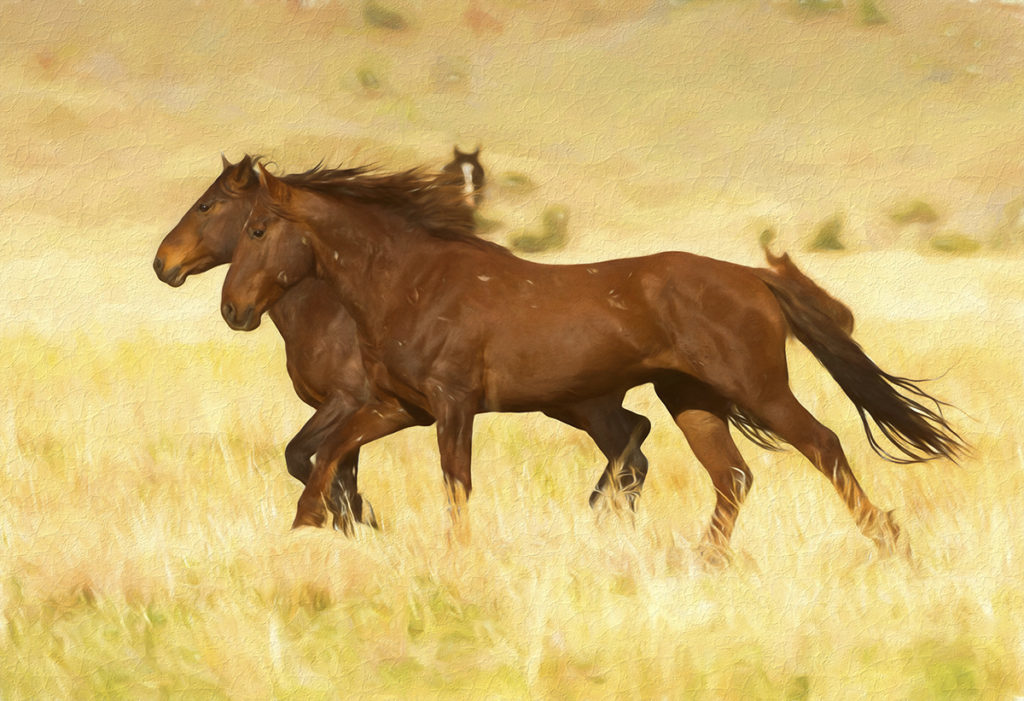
[220,162,963,560]
[442,146,485,208]
[154,155,656,530]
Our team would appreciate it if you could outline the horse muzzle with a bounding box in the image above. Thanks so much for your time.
[221,301,260,331]
[153,256,188,287]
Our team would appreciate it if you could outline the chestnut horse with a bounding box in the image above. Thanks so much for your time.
[154,155,654,530]
[221,162,963,560]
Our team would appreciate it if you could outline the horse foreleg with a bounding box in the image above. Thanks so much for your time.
[293,400,420,530]
[285,397,371,530]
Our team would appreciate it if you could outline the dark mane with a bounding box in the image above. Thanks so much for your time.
[268,161,509,254]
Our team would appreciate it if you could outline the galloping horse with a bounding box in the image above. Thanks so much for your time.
[154,155,654,531]
[221,161,963,561]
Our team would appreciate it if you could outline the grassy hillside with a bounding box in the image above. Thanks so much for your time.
[3,0,1024,697]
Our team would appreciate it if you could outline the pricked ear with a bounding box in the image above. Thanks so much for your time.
[225,154,256,188]
[472,145,481,156]
[221,153,233,171]
[453,146,463,157]
[258,162,290,203]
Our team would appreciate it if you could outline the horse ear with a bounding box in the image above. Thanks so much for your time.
[221,153,233,171]
[258,162,290,203]
[228,154,256,186]
[473,145,481,156]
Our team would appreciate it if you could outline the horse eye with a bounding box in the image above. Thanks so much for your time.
[251,228,265,239]
[198,203,211,212]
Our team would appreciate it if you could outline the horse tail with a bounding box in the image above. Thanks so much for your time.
[761,244,855,334]
[755,273,966,464]
[727,251,855,451]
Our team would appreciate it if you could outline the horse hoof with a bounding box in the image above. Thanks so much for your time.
[696,543,732,570]
[331,511,356,536]
[361,500,380,530]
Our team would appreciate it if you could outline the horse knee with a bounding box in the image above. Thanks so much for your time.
[284,440,312,483]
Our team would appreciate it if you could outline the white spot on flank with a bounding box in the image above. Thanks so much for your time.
[277,271,288,284]
[477,274,491,282]
[588,267,598,274]
[333,251,339,261]
[301,236,309,246]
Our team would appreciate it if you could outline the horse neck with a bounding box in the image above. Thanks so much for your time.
[266,278,333,345]
[305,197,440,328]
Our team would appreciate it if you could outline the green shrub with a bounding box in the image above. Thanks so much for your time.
[357,68,381,93]
[808,214,845,251]
[860,0,888,25]
[889,199,939,226]
[364,1,407,30]
[510,204,569,253]
[928,232,981,254]
[495,171,537,197]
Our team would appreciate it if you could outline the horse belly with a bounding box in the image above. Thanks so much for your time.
[481,321,651,410]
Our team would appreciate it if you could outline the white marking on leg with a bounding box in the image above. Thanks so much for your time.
[731,466,749,501]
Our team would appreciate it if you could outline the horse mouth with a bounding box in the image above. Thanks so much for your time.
[165,266,187,287]
[221,301,261,331]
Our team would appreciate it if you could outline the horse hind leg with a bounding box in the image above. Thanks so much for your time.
[748,386,907,559]
[656,380,753,567]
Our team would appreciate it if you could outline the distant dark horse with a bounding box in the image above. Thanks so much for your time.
[221,162,963,561]
[154,155,654,531]
[442,146,485,208]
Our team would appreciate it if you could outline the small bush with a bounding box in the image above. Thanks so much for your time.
[808,214,845,251]
[860,0,888,25]
[889,199,939,226]
[928,232,981,254]
[494,171,537,197]
[795,0,843,12]
[510,204,569,253]
[356,67,382,94]
[364,1,407,30]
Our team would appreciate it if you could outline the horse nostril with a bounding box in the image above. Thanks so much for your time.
[153,256,164,274]
[221,302,235,324]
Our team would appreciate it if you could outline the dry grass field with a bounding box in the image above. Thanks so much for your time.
[3,0,1024,697]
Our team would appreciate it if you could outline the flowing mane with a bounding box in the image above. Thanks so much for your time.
[267,161,505,250]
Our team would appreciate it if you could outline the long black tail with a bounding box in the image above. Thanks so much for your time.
[755,273,966,464]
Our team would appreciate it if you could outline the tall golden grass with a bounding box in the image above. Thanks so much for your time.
[3,0,1024,697]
